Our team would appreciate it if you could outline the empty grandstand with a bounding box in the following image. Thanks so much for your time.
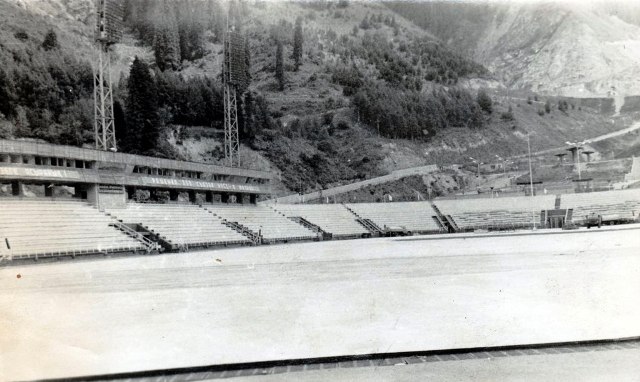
[560,188,640,224]
[345,201,444,234]
[204,204,318,243]
[3,138,640,263]
[272,204,370,238]
[0,199,150,260]
[106,203,251,250]
[434,195,557,231]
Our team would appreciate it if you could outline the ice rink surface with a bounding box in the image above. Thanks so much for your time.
[2,226,640,380]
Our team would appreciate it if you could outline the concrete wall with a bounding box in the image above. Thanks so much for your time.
[0,139,271,180]
[97,192,127,209]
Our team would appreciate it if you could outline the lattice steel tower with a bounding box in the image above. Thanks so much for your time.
[93,0,123,151]
[223,4,247,167]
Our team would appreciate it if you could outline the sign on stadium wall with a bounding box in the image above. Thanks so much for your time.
[141,176,262,193]
[0,167,82,180]
[0,166,267,193]
[99,185,125,194]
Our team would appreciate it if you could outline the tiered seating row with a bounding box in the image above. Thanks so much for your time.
[0,199,145,259]
[272,204,369,237]
[345,202,443,233]
[3,189,640,262]
[434,195,556,230]
[205,204,317,242]
[560,188,640,223]
[106,204,250,247]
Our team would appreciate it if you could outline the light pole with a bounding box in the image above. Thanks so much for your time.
[527,133,536,229]
[469,157,483,177]
[495,154,509,176]
[565,140,590,181]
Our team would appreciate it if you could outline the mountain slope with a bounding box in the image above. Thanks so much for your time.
[2,0,640,196]
[391,1,640,99]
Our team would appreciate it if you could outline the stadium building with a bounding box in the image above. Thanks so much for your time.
[1,138,640,262]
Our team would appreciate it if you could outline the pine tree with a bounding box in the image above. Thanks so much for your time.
[153,0,181,71]
[0,69,16,117]
[176,0,205,61]
[113,99,128,149]
[42,29,58,51]
[13,105,30,137]
[125,57,159,154]
[293,17,303,71]
[275,39,285,91]
[477,89,492,114]
[360,15,370,29]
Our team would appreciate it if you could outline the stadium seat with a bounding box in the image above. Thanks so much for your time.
[345,201,443,233]
[204,204,317,243]
[106,203,251,247]
[560,189,640,223]
[0,199,146,259]
[434,195,556,231]
[272,204,369,237]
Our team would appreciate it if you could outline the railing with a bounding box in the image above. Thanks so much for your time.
[445,215,460,232]
[429,203,451,232]
[224,221,261,245]
[288,217,329,240]
[109,221,162,253]
[356,218,383,235]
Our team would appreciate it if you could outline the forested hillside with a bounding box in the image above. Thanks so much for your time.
[0,0,496,192]
[0,0,635,195]
[0,0,94,146]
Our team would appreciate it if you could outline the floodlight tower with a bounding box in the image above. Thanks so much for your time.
[223,2,247,167]
[93,0,123,151]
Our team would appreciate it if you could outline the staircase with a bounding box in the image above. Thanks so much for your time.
[444,215,460,232]
[430,203,452,232]
[343,204,383,236]
[565,208,574,224]
[356,218,384,236]
[288,217,329,240]
[109,221,163,253]
[224,221,261,245]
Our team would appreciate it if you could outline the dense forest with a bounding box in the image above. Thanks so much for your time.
[0,27,94,146]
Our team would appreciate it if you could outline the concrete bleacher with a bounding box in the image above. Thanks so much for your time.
[345,201,443,233]
[204,204,317,243]
[272,204,369,238]
[434,195,556,231]
[560,188,640,223]
[0,199,145,260]
[106,203,251,248]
